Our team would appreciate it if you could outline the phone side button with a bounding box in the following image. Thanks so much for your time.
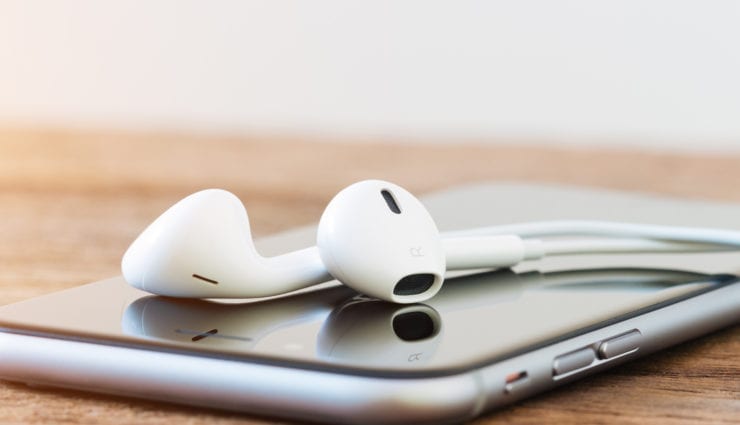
[552,347,596,376]
[598,329,642,359]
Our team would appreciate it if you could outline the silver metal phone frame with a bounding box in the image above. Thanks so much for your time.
[0,278,737,425]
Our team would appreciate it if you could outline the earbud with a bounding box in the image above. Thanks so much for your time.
[121,188,332,298]
[316,180,446,303]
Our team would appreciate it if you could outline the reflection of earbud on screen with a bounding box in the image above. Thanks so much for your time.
[121,286,355,348]
[316,298,442,367]
[121,266,715,369]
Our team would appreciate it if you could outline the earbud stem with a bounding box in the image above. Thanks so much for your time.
[262,247,334,295]
[442,235,542,270]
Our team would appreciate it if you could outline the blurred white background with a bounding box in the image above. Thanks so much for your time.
[1,0,739,151]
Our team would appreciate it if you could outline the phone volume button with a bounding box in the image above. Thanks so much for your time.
[552,347,596,376]
[598,329,642,359]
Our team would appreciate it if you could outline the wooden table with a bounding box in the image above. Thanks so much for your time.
[1,128,738,424]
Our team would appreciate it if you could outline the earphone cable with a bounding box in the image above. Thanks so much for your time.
[443,220,740,248]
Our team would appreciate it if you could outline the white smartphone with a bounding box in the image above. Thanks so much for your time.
[0,183,738,424]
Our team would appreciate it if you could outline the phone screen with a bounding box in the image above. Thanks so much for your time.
[0,268,734,375]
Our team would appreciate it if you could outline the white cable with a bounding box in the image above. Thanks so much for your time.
[442,235,736,270]
[534,238,736,257]
[442,220,740,248]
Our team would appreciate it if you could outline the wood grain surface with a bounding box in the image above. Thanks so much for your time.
[0,128,738,424]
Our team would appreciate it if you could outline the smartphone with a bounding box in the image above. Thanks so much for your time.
[1,183,738,424]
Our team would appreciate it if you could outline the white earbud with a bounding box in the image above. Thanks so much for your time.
[122,179,740,303]
[316,180,446,303]
[121,189,331,298]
